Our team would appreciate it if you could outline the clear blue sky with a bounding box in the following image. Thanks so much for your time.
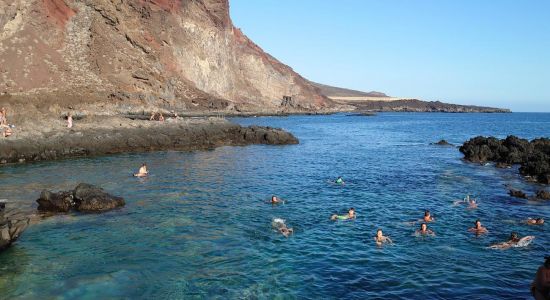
[230,0,550,112]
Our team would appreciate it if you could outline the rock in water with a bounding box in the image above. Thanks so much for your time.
[36,184,125,213]
[37,190,74,212]
[460,136,550,184]
[0,208,30,251]
[536,190,550,200]
[432,140,453,146]
[509,189,528,199]
[73,183,125,212]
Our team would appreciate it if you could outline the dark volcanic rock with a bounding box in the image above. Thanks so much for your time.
[37,190,74,212]
[239,126,299,145]
[0,207,30,251]
[509,189,528,199]
[460,136,550,184]
[73,183,125,212]
[432,140,453,146]
[36,184,125,213]
[536,190,550,200]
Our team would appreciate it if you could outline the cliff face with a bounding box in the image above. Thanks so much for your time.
[0,0,331,113]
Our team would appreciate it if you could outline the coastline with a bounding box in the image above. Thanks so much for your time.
[0,116,298,166]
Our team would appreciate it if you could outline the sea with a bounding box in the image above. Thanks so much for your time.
[1,112,549,299]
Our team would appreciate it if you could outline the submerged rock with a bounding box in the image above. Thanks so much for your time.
[460,136,550,184]
[509,189,528,199]
[0,206,30,251]
[36,184,125,213]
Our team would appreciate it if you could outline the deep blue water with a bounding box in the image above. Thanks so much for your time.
[0,112,549,299]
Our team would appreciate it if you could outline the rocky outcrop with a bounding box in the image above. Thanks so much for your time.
[37,183,125,213]
[73,183,125,212]
[460,136,550,184]
[536,190,550,200]
[509,189,528,199]
[0,0,332,115]
[432,140,454,146]
[346,99,509,113]
[0,120,298,165]
[0,204,30,251]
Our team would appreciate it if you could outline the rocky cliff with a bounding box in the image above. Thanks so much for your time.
[0,0,331,115]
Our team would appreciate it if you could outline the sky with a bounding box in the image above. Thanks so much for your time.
[230,0,550,112]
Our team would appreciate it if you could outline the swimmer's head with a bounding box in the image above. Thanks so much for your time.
[424,210,430,216]
[510,232,519,240]
[421,223,427,231]
[475,219,481,228]
[142,163,146,167]
[349,208,355,216]
[537,218,545,224]
[377,228,382,237]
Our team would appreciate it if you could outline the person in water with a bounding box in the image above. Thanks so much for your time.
[374,228,393,245]
[423,210,434,222]
[467,198,478,209]
[331,208,355,221]
[416,223,435,236]
[468,219,488,234]
[134,163,148,177]
[526,218,545,225]
[531,256,550,300]
[489,232,533,250]
[272,218,293,238]
[270,195,282,204]
[335,176,345,185]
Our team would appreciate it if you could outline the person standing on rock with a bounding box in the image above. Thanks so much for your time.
[67,112,73,128]
[134,163,148,177]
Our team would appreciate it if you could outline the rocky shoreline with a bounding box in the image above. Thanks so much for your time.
[460,135,550,184]
[0,117,298,165]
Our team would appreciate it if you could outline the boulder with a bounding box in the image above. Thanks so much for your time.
[536,190,550,200]
[0,207,30,251]
[73,183,125,212]
[36,190,74,212]
[509,189,528,199]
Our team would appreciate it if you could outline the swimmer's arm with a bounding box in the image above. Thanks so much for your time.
[386,237,393,244]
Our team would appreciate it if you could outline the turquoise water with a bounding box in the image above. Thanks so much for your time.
[1,113,549,299]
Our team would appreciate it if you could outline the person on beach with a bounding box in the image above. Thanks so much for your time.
[331,208,356,221]
[67,112,73,128]
[416,223,435,236]
[489,232,534,250]
[272,218,293,238]
[374,228,393,245]
[1,126,12,138]
[158,113,165,122]
[134,163,148,177]
[468,219,488,234]
[531,256,550,300]
[423,210,434,222]
[0,107,7,126]
[150,112,157,121]
[526,218,545,225]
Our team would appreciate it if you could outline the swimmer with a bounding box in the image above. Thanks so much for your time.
[423,210,435,222]
[467,198,478,209]
[525,218,545,226]
[335,176,345,185]
[416,223,435,236]
[489,232,534,250]
[468,219,488,234]
[374,228,393,245]
[331,208,356,221]
[134,163,148,177]
[272,218,293,238]
[531,256,550,300]
[270,195,283,204]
